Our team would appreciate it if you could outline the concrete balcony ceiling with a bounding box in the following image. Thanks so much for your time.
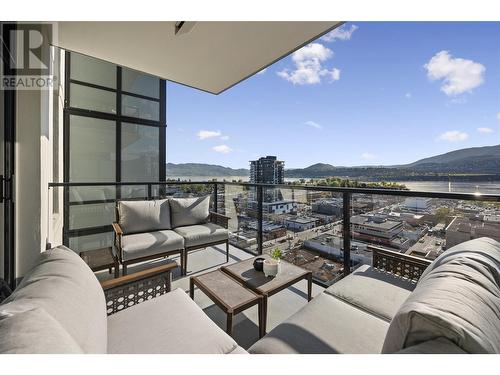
[55,21,342,94]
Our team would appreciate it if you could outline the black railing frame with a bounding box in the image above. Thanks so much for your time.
[49,180,500,285]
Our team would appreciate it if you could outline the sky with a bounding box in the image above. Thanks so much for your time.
[167,22,500,169]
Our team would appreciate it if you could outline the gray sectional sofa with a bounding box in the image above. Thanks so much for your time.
[0,246,245,354]
[114,195,230,275]
[1,237,498,354]
[249,237,500,354]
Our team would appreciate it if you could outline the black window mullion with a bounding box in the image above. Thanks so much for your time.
[116,66,122,201]
[159,79,166,183]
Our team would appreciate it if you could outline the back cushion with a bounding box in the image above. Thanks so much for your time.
[0,308,83,354]
[118,199,171,234]
[170,196,210,228]
[382,237,500,354]
[0,246,107,353]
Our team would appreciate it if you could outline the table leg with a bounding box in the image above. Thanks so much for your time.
[258,297,264,338]
[189,278,195,299]
[226,312,233,337]
[307,273,313,301]
[261,295,268,336]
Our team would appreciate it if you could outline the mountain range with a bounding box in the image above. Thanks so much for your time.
[167,144,500,180]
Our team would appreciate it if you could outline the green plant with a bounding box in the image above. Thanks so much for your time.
[271,248,282,260]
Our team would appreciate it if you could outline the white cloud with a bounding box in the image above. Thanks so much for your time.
[361,152,376,160]
[321,24,358,42]
[405,92,412,99]
[256,68,267,75]
[197,130,221,140]
[305,120,322,129]
[277,43,340,85]
[424,51,485,96]
[477,127,494,134]
[438,130,469,142]
[496,113,500,121]
[212,145,233,154]
[220,135,229,140]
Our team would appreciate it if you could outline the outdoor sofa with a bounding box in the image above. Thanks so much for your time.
[249,237,500,354]
[113,196,230,275]
[0,246,245,354]
[1,238,499,354]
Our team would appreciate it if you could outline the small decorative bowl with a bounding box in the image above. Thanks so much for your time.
[253,257,265,272]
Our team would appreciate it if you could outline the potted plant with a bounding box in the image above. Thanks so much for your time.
[263,248,282,277]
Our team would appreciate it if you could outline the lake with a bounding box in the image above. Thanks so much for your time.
[167,176,500,195]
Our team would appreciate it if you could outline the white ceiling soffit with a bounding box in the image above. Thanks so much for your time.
[55,21,342,94]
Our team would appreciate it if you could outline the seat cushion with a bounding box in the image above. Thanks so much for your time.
[324,264,416,321]
[382,237,500,354]
[0,246,107,353]
[0,308,83,354]
[118,199,171,234]
[169,196,210,228]
[249,293,389,354]
[174,223,228,248]
[107,288,244,354]
[121,230,184,262]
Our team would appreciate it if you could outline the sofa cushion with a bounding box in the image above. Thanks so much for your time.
[0,308,83,354]
[249,293,389,354]
[396,338,466,354]
[382,237,500,354]
[324,264,415,321]
[107,288,244,354]
[169,196,210,228]
[174,223,228,248]
[121,230,184,262]
[0,246,107,353]
[118,199,171,234]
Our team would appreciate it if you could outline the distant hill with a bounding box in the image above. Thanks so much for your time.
[405,144,500,174]
[287,144,500,178]
[167,144,500,180]
[166,163,248,177]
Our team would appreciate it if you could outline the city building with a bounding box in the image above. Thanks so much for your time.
[351,214,408,249]
[403,197,432,213]
[246,200,297,215]
[304,234,372,265]
[311,198,343,216]
[249,156,284,184]
[445,216,500,248]
[283,216,318,231]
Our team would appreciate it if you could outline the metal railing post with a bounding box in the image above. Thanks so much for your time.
[147,184,152,199]
[257,185,263,255]
[213,182,218,213]
[62,185,69,247]
[342,191,351,277]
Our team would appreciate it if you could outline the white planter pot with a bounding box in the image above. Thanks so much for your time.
[263,259,280,277]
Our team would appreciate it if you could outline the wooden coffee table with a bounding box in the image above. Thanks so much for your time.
[221,254,313,335]
[80,247,119,278]
[190,269,264,338]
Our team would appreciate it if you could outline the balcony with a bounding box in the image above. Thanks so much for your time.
[2,20,499,357]
[41,180,500,352]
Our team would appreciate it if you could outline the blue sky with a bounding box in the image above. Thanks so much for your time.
[167,22,500,169]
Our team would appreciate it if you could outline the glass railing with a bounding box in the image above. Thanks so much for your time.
[48,181,500,286]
